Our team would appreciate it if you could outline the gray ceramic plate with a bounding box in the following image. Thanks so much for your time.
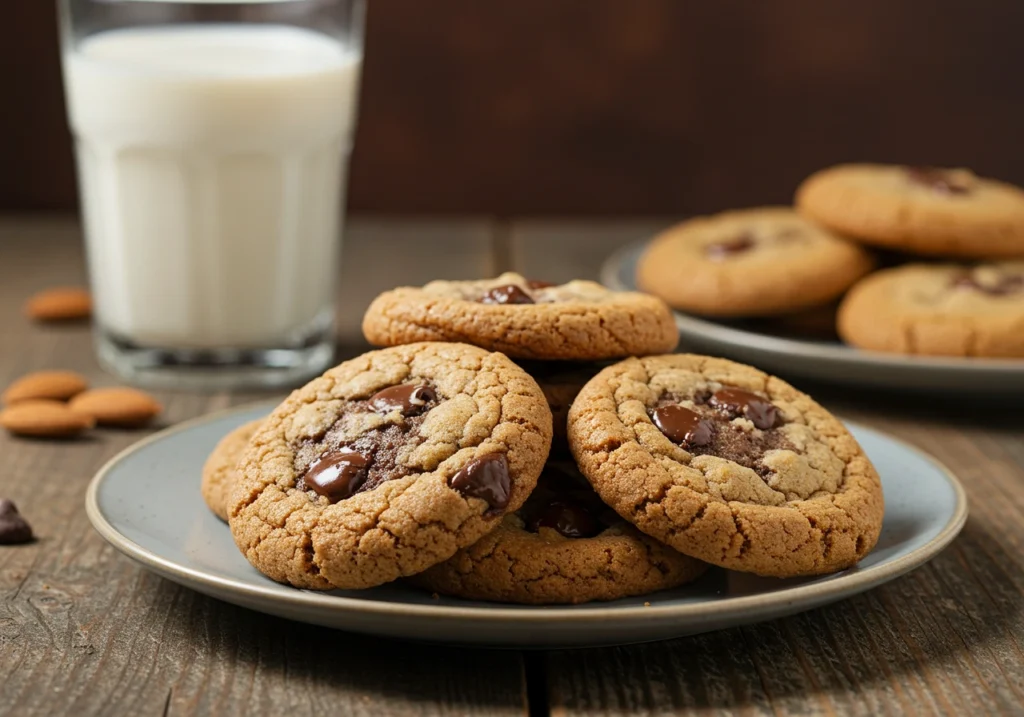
[602,241,1024,392]
[86,403,967,648]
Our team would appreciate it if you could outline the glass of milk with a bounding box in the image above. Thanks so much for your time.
[58,0,364,389]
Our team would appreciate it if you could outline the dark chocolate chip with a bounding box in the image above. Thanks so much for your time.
[0,500,33,545]
[709,387,782,430]
[300,449,369,503]
[651,405,714,448]
[706,233,756,260]
[480,285,534,305]
[951,272,1024,296]
[905,166,971,195]
[369,384,437,416]
[527,279,555,289]
[449,453,511,511]
[528,500,602,539]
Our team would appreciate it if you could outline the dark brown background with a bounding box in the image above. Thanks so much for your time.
[3,0,1023,215]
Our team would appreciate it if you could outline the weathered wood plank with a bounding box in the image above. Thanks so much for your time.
[4,216,1024,717]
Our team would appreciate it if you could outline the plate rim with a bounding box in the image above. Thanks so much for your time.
[85,401,969,624]
[601,241,1024,374]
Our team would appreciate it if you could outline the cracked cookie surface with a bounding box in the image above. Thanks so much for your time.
[228,342,553,590]
[201,419,264,522]
[414,462,706,603]
[362,272,678,360]
[638,207,874,317]
[838,262,1024,357]
[796,164,1024,258]
[567,354,884,577]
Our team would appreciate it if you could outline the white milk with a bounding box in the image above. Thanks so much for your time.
[64,25,361,348]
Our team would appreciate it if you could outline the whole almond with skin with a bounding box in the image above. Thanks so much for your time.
[25,287,92,322]
[2,370,89,405]
[69,387,162,427]
[0,400,95,438]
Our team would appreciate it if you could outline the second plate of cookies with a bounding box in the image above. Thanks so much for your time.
[603,165,1024,393]
[603,240,1024,393]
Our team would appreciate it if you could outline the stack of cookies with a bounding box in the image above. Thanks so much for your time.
[638,163,1024,358]
[202,274,885,604]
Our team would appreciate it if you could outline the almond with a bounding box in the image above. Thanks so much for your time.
[69,387,162,427]
[2,370,89,405]
[25,287,92,322]
[0,400,95,438]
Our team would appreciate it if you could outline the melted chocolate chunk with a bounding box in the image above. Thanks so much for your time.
[709,387,782,430]
[706,233,756,260]
[528,500,602,539]
[651,405,714,448]
[0,500,33,544]
[905,166,972,195]
[951,272,1024,296]
[527,279,556,289]
[293,388,443,503]
[449,454,511,510]
[369,384,437,416]
[299,449,369,502]
[654,390,792,475]
[519,463,612,538]
[700,422,791,473]
[480,285,534,305]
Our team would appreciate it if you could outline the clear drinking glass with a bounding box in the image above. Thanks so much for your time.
[58,0,365,389]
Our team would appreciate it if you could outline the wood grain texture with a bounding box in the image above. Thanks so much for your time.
[2,217,1024,716]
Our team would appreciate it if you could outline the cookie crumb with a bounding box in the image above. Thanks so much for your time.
[644,601,651,607]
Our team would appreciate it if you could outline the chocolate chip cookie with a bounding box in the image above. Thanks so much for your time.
[567,355,884,578]
[201,419,264,522]
[414,462,707,604]
[362,272,678,360]
[228,343,553,590]
[796,164,1024,258]
[637,207,874,317]
[838,262,1024,357]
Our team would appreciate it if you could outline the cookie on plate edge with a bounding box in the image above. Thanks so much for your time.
[838,262,1024,357]
[201,419,263,522]
[637,207,874,317]
[567,354,884,578]
[796,163,1024,258]
[228,342,553,590]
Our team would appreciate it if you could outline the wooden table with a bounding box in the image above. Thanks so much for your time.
[1,216,1022,717]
